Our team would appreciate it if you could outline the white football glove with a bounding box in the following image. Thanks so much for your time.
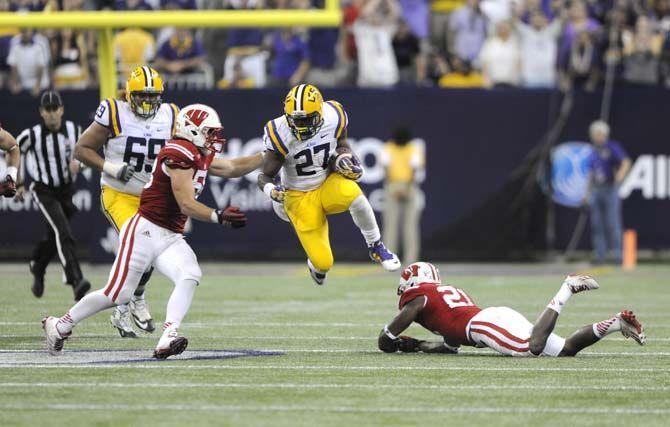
[103,161,135,183]
[334,153,363,180]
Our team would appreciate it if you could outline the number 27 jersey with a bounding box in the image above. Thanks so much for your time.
[95,98,179,196]
[263,100,348,192]
[399,283,482,346]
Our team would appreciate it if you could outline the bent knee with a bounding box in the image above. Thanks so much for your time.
[181,265,202,284]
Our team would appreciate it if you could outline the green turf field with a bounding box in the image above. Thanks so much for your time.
[0,262,667,426]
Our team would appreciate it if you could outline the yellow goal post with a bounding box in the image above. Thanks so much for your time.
[0,1,341,99]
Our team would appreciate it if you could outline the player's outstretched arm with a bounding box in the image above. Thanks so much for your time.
[209,152,263,178]
[378,297,425,353]
[169,166,246,227]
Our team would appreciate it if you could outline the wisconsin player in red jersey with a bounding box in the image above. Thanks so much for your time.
[43,104,259,359]
[378,262,646,356]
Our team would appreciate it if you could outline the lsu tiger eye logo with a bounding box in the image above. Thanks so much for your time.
[306,86,320,103]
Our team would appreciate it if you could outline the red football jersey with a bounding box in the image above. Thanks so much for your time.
[138,138,214,233]
[399,283,482,346]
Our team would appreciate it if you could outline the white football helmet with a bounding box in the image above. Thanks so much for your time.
[397,262,441,295]
[175,103,225,153]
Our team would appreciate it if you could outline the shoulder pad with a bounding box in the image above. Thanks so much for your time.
[325,100,348,139]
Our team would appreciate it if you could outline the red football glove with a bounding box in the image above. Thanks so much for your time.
[0,175,16,198]
[215,206,247,228]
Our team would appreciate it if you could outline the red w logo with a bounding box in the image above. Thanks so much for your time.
[186,109,209,126]
[401,264,420,281]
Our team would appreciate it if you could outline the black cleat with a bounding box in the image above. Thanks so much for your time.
[29,261,44,298]
[72,279,91,301]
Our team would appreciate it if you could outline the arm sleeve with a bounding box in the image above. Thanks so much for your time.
[16,129,31,153]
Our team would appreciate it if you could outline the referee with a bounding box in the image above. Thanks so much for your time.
[16,91,91,300]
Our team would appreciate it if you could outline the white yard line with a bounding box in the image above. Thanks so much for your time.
[0,365,667,372]
[0,382,667,392]
[0,403,667,415]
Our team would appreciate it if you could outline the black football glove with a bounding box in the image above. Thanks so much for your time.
[0,175,16,198]
[215,206,247,228]
[397,335,425,353]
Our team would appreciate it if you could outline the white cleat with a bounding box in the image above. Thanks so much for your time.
[368,240,401,272]
[129,296,155,333]
[42,316,70,356]
[153,326,188,359]
[564,275,600,294]
[307,259,327,286]
[110,307,138,338]
[617,310,646,346]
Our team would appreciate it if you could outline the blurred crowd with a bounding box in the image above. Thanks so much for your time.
[2,0,670,92]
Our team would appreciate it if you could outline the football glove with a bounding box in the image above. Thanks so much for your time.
[215,206,247,228]
[397,335,425,353]
[264,184,286,203]
[0,175,16,198]
[334,153,363,181]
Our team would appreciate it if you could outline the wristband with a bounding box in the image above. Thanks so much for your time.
[210,210,219,224]
[263,183,275,198]
[383,325,398,341]
[6,166,17,182]
[102,161,121,178]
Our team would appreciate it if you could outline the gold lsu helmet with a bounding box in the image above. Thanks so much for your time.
[284,84,324,140]
[126,66,164,119]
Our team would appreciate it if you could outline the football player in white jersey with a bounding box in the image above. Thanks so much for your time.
[75,66,262,336]
[258,84,400,285]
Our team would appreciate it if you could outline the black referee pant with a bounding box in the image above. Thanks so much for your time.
[30,182,83,285]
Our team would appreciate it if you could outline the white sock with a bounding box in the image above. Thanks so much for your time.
[592,316,621,339]
[547,283,573,314]
[57,290,115,335]
[164,279,198,329]
[349,195,381,246]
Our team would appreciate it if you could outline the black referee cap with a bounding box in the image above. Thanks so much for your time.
[40,91,63,109]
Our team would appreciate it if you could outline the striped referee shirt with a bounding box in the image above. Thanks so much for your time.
[17,121,81,188]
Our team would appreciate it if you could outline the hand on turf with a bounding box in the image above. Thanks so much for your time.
[216,206,247,228]
[397,335,425,353]
[335,153,363,181]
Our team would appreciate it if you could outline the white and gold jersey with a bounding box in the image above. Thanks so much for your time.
[263,100,348,192]
[95,98,178,195]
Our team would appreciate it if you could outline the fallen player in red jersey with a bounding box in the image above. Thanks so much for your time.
[378,262,646,356]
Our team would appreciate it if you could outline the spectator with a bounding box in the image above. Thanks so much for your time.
[217,58,255,88]
[393,20,421,84]
[269,28,310,87]
[306,24,345,87]
[7,29,50,96]
[114,0,152,9]
[353,0,401,87]
[113,27,155,74]
[438,56,485,87]
[398,0,430,82]
[447,0,488,65]
[583,120,631,265]
[559,29,600,91]
[51,29,90,89]
[381,126,425,264]
[479,20,521,88]
[429,0,460,55]
[155,28,206,75]
[223,0,268,87]
[558,0,600,71]
[622,15,662,85]
[515,10,563,88]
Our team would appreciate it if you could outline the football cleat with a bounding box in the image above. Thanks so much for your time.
[110,307,138,338]
[617,310,646,345]
[307,259,327,285]
[563,275,599,294]
[72,278,91,301]
[42,316,70,356]
[29,261,44,298]
[369,240,401,271]
[153,326,188,359]
[129,296,155,333]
